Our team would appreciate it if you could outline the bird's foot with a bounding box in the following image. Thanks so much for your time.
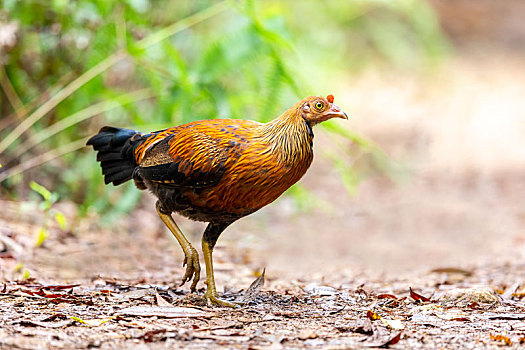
[180,246,201,292]
[204,289,240,308]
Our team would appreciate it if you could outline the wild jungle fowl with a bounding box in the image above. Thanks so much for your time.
[86,95,347,307]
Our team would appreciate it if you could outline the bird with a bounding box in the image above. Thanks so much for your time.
[86,94,347,307]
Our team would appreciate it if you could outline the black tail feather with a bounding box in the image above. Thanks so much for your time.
[87,126,141,186]
[96,151,123,162]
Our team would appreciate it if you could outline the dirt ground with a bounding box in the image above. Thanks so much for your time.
[1,53,525,349]
[1,263,525,349]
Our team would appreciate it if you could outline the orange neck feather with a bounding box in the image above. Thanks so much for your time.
[258,105,313,166]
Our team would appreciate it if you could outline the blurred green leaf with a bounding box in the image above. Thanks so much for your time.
[35,228,49,247]
[54,212,67,230]
[30,181,52,202]
[288,183,335,214]
[13,262,24,272]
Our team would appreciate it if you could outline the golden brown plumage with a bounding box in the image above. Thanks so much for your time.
[87,95,347,306]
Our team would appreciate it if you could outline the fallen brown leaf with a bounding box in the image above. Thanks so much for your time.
[485,313,525,320]
[380,332,402,348]
[502,282,521,300]
[112,288,151,301]
[377,294,397,300]
[490,334,512,346]
[410,288,430,302]
[118,306,213,318]
[241,268,265,303]
[449,317,470,322]
[364,331,402,348]
[367,310,381,320]
[155,289,172,307]
[336,319,373,335]
[19,319,74,328]
[42,284,80,291]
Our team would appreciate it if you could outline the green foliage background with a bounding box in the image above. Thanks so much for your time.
[0,0,449,220]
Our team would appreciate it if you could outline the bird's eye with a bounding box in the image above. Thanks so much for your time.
[314,101,324,110]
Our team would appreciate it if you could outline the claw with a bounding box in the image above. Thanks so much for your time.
[205,289,240,308]
[179,246,201,292]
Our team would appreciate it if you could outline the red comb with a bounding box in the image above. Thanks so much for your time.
[327,94,334,103]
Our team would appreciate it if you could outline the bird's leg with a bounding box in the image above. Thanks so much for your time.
[202,222,239,308]
[155,201,200,292]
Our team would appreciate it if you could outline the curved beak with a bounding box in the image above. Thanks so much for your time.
[326,103,348,120]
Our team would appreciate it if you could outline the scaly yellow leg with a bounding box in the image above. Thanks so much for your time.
[202,238,239,308]
[155,201,200,292]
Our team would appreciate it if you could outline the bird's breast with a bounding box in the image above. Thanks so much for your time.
[187,141,313,215]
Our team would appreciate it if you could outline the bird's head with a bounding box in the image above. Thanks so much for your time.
[299,94,348,126]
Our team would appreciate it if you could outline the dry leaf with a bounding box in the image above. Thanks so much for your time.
[513,292,525,298]
[380,332,402,348]
[112,288,151,302]
[381,318,405,330]
[490,334,512,346]
[155,289,172,307]
[336,319,373,335]
[367,310,381,320]
[435,309,470,322]
[485,313,525,320]
[501,282,520,300]
[241,268,265,302]
[304,283,337,296]
[42,284,80,291]
[377,294,398,300]
[364,331,402,348]
[118,306,212,318]
[19,319,74,328]
[410,288,430,302]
